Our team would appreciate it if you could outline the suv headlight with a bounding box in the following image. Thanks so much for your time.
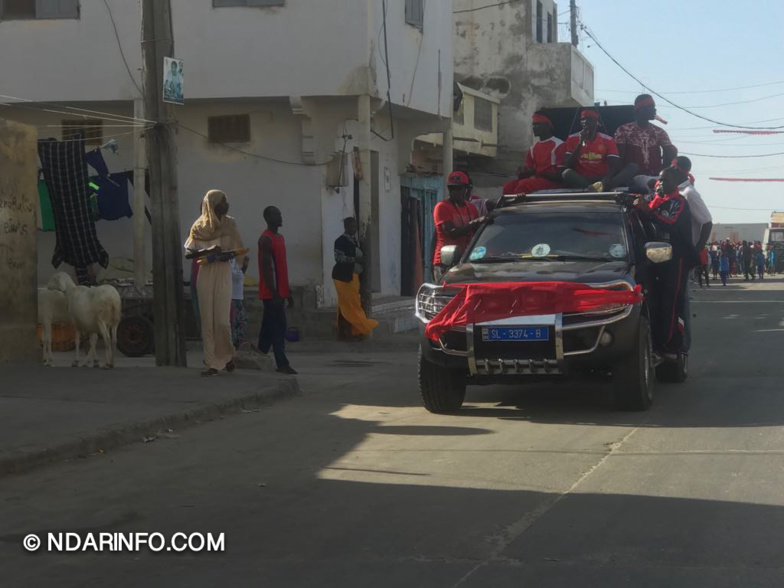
[415,284,456,322]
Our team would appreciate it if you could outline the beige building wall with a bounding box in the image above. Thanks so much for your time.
[0,119,39,363]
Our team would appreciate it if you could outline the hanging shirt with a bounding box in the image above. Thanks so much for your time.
[526,137,566,177]
[258,230,291,300]
[614,122,673,176]
[433,199,479,266]
[230,259,245,301]
[565,132,620,177]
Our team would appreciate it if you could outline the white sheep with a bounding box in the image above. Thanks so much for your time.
[47,272,122,369]
[38,287,70,366]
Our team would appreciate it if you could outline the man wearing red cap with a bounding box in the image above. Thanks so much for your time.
[562,109,634,191]
[615,94,677,192]
[432,171,484,281]
[503,111,566,196]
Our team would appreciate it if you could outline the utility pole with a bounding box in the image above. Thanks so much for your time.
[570,0,579,47]
[142,0,187,367]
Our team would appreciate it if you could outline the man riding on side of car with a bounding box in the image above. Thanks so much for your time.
[635,166,700,358]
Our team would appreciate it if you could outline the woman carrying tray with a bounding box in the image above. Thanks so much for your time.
[185,190,246,376]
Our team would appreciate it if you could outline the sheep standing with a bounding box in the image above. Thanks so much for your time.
[47,272,122,369]
[38,287,70,366]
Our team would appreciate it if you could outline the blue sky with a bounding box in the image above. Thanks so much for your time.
[565,0,784,224]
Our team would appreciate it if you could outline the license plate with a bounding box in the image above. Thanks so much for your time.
[482,327,550,342]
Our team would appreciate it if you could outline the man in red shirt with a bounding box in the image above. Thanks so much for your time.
[503,112,566,196]
[258,206,296,374]
[615,95,677,192]
[432,171,483,281]
[562,109,636,191]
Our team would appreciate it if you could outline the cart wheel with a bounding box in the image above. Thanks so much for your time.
[117,316,154,357]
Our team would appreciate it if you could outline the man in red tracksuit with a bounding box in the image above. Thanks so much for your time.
[636,167,699,356]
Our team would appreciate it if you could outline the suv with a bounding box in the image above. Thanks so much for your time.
[416,192,683,414]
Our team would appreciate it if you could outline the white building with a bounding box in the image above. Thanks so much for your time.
[453,0,594,176]
[0,0,453,306]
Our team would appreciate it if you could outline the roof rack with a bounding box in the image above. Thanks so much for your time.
[494,190,639,210]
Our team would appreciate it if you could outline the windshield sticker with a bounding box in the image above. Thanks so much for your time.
[531,243,551,258]
[469,246,487,261]
[609,244,626,259]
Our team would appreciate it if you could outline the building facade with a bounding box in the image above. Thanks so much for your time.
[0,0,453,306]
[453,0,594,180]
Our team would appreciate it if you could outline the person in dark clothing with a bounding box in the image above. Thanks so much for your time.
[636,167,699,356]
[332,217,378,340]
[742,241,754,281]
[258,206,296,375]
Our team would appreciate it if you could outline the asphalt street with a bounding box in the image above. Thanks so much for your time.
[2,276,784,587]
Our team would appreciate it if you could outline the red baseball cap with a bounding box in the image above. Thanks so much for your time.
[447,171,470,186]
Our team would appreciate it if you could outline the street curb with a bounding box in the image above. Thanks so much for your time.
[0,378,301,479]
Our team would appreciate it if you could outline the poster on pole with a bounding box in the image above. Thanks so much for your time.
[163,57,184,105]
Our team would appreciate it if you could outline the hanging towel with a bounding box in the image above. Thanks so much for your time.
[38,179,56,232]
[93,171,134,221]
[38,136,109,270]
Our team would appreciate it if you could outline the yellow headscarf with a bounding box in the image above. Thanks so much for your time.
[186,190,245,257]
[189,190,227,242]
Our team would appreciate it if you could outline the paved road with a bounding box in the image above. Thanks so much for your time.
[2,277,784,587]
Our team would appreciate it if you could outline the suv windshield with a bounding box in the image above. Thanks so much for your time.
[467,211,628,263]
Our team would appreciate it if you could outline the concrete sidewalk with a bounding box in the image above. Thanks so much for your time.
[0,363,299,477]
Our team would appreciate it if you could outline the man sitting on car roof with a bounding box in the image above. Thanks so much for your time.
[502,111,566,197]
[562,109,638,192]
[615,95,678,193]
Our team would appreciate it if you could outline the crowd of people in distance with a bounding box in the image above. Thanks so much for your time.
[695,240,778,287]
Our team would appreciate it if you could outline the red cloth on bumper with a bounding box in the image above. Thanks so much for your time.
[425,282,643,341]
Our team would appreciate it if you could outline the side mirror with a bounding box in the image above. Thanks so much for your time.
[645,242,673,264]
[440,245,461,268]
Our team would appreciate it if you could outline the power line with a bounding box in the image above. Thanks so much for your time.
[178,123,332,166]
[582,25,784,130]
[454,0,523,15]
[102,0,143,97]
[598,80,784,96]
[682,151,784,158]
[0,93,157,125]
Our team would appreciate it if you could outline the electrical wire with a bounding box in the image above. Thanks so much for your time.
[178,124,332,166]
[582,25,784,130]
[0,94,156,125]
[380,0,395,140]
[681,151,784,158]
[406,30,424,108]
[454,0,523,14]
[598,81,784,96]
[102,0,143,97]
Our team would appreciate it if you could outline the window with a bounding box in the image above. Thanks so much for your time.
[468,212,627,262]
[213,0,284,7]
[536,1,543,43]
[62,119,102,146]
[454,101,464,126]
[547,11,553,43]
[405,0,423,29]
[1,0,79,20]
[208,114,251,144]
[473,98,493,132]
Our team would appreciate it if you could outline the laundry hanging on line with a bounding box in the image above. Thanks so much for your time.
[38,135,109,272]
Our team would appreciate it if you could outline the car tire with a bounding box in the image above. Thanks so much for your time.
[612,317,654,411]
[418,346,467,413]
[655,353,688,383]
